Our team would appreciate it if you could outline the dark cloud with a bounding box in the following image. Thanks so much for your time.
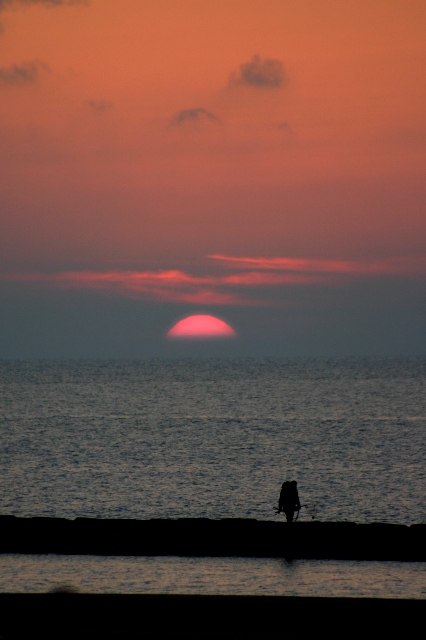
[0,0,86,9]
[84,99,114,113]
[0,60,50,85]
[171,108,219,126]
[230,54,286,88]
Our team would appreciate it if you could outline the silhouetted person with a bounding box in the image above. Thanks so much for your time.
[278,480,301,522]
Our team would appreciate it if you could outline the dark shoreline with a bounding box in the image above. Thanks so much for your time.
[1,515,425,561]
[0,594,424,638]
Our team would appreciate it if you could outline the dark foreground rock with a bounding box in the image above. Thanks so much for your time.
[0,594,424,639]
[0,515,425,560]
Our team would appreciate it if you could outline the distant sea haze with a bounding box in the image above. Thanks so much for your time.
[1,357,425,525]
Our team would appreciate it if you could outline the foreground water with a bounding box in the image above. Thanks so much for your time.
[0,555,425,599]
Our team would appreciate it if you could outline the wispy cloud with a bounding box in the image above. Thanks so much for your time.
[229,55,286,88]
[0,60,50,85]
[3,254,424,307]
[209,254,426,277]
[171,107,219,126]
[84,99,114,113]
[2,268,327,306]
[4,270,254,306]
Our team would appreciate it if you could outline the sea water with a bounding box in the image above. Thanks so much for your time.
[0,555,425,599]
[1,358,425,596]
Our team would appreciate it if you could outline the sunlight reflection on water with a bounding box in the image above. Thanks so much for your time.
[0,555,425,599]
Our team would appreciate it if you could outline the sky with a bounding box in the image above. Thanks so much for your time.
[0,0,425,358]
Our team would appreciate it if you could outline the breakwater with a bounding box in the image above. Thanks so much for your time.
[1,516,424,560]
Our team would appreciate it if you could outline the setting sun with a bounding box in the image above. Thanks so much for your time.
[167,315,237,339]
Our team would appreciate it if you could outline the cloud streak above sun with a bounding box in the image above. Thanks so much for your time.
[3,255,425,307]
[208,254,426,276]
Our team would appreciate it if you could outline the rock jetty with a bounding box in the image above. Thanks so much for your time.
[1,515,424,560]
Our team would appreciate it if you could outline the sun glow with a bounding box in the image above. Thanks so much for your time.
[167,314,237,339]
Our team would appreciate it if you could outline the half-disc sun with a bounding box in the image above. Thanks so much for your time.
[167,314,237,339]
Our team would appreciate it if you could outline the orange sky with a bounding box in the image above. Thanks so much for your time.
[0,0,425,356]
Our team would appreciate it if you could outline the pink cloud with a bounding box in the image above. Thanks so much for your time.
[3,270,256,306]
[221,271,332,285]
[208,254,426,276]
[3,253,425,307]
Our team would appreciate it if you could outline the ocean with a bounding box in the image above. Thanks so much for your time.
[1,357,425,597]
